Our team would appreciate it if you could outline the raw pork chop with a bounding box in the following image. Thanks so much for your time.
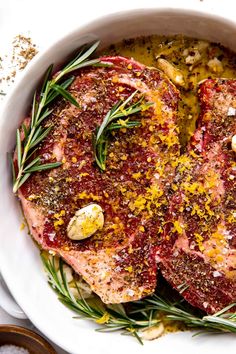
[157,79,236,314]
[18,56,180,303]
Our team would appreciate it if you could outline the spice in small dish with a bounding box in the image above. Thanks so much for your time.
[0,344,29,354]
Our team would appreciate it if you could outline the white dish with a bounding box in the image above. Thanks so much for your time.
[0,7,236,354]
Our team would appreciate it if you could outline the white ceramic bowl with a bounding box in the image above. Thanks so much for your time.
[0,7,236,354]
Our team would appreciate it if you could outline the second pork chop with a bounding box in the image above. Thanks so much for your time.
[157,79,236,314]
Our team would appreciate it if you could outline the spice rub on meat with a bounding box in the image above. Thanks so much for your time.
[157,79,236,314]
[18,56,180,303]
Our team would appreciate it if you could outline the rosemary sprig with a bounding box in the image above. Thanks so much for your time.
[93,90,153,171]
[42,253,236,343]
[41,254,159,344]
[13,41,102,193]
[136,294,236,334]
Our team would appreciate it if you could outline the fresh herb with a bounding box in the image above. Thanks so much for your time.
[93,90,153,171]
[41,254,159,344]
[12,41,103,193]
[42,254,236,343]
[0,91,6,96]
[136,294,236,334]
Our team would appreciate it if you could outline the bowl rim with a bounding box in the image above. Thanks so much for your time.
[1,6,236,128]
[0,6,236,354]
[0,325,56,353]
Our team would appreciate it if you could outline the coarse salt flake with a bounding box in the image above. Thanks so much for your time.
[0,345,29,354]
[48,232,56,241]
[227,106,236,116]
[126,289,135,296]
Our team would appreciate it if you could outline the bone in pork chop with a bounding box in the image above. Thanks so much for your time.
[157,79,236,314]
[18,56,180,303]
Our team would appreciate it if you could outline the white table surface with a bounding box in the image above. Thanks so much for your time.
[0,307,67,353]
[0,0,235,353]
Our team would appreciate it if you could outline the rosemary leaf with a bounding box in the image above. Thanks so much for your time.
[29,126,43,145]
[93,90,153,170]
[213,303,236,316]
[51,84,80,108]
[59,257,71,299]
[96,326,128,332]
[56,41,100,80]
[138,294,236,334]
[107,121,141,130]
[92,62,114,68]
[24,161,62,173]
[64,42,99,71]
[9,155,16,184]
[30,126,52,149]
[16,129,22,170]
[66,58,102,72]
[41,64,53,94]
[133,330,144,345]
[12,41,102,193]
[23,156,41,172]
[31,92,38,128]
[36,109,54,126]
[96,110,111,142]
[22,123,29,139]
[16,173,31,190]
[202,316,236,331]
[45,77,74,106]
[24,147,38,162]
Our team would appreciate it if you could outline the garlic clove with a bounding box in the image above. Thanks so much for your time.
[156,58,185,87]
[67,204,104,240]
[232,135,236,152]
[207,57,224,74]
[139,323,165,340]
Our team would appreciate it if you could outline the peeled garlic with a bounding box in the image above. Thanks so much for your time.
[139,323,165,340]
[62,264,73,283]
[67,204,104,240]
[207,57,224,73]
[156,58,185,87]
[232,135,236,152]
[70,286,91,299]
[185,50,201,65]
[195,40,209,51]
